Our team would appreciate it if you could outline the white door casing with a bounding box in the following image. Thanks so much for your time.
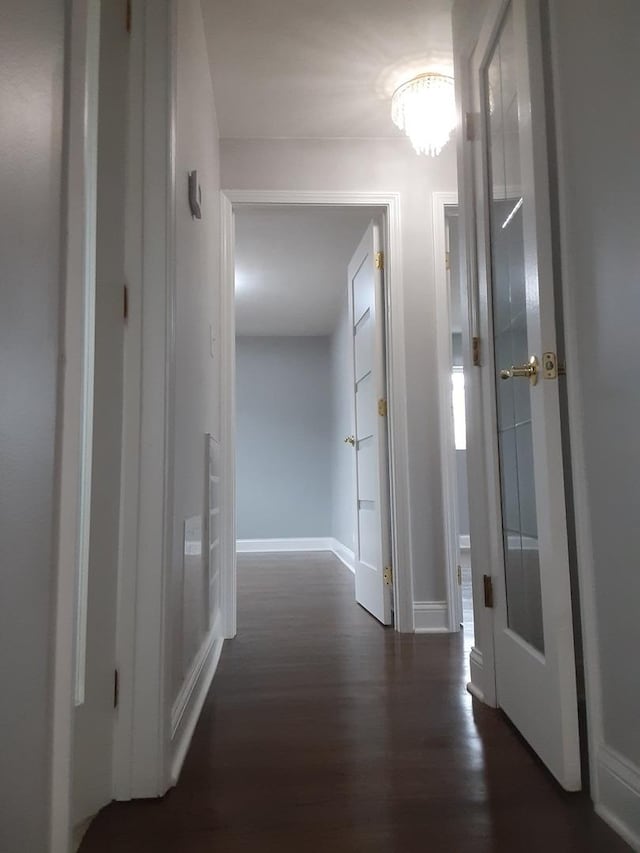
[220,191,413,634]
[50,0,102,848]
[347,222,393,626]
[433,192,463,633]
[472,0,581,790]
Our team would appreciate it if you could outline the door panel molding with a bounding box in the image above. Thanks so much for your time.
[220,190,414,633]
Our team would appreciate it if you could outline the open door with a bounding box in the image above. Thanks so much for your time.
[470,0,581,789]
[346,222,393,626]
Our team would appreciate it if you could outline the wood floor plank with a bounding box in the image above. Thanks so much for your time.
[79,552,630,852]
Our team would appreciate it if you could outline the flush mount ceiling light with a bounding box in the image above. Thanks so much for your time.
[391,72,456,156]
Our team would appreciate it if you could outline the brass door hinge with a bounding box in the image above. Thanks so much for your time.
[472,336,481,366]
[483,575,494,609]
[378,398,387,417]
[457,565,462,586]
[123,284,129,321]
[114,669,120,709]
[375,251,384,270]
[383,565,393,586]
[126,0,132,33]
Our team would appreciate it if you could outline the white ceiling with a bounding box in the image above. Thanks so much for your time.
[202,0,454,139]
[235,206,379,336]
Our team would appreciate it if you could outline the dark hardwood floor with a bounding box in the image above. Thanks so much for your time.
[80,552,629,852]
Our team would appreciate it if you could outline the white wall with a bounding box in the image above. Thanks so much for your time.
[236,336,333,539]
[0,1,65,849]
[329,279,357,553]
[171,0,223,706]
[550,1,640,843]
[221,138,458,603]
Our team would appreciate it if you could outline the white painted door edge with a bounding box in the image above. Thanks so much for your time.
[432,191,461,635]
[221,190,414,633]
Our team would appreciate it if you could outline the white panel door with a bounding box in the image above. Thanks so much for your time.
[471,0,581,788]
[347,222,392,625]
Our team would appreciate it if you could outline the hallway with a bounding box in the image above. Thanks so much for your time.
[80,554,629,853]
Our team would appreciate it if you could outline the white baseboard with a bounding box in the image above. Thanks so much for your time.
[72,817,92,853]
[459,534,471,550]
[170,622,224,785]
[413,601,449,633]
[237,537,334,553]
[467,646,488,704]
[595,744,640,851]
[236,536,356,575]
[329,538,356,574]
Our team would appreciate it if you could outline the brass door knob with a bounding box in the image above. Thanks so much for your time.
[344,435,355,446]
[500,355,539,386]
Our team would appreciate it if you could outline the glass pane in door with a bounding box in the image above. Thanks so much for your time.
[485,4,544,653]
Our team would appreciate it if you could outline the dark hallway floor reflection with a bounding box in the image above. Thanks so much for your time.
[80,552,629,852]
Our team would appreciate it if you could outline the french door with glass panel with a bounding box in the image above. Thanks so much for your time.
[471,0,581,789]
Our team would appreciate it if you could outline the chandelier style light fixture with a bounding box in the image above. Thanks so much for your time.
[391,72,456,157]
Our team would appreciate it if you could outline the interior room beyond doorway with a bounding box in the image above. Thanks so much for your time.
[234,204,394,625]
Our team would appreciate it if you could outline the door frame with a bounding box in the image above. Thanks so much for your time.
[220,190,415,634]
[112,0,176,804]
[432,191,463,633]
[50,1,102,850]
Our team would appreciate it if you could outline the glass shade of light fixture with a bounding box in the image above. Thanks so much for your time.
[391,72,456,156]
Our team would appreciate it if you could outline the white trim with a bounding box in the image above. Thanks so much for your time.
[466,647,496,706]
[237,537,336,553]
[50,2,102,849]
[170,631,224,785]
[413,602,449,633]
[171,622,219,737]
[452,8,499,711]
[459,534,471,550]
[236,537,356,575]
[72,818,92,853]
[220,190,414,633]
[330,539,356,574]
[220,194,237,639]
[112,0,175,802]
[432,191,461,634]
[595,747,640,851]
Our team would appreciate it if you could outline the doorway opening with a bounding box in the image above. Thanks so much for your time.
[433,193,475,649]
[445,207,474,650]
[232,203,395,627]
